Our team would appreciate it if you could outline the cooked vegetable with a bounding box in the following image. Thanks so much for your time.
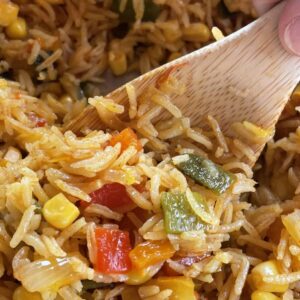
[251,291,280,300]
[112,0,161,23]
[172,154,234,194]
[126,263,163,285]
[81,280,115,291]
[109,128,142,152]
[94,227,132,274]
[182,23,211,43]
[122,276,196,300]
[109,50,127,76]
[42,193,80,229]
[147,277,196,300]
[249,260,289,293]
[81,182,135,213]
[129,240,175,269]
[6,17,27,39]
[0,1,19,27]
[161,192,205,234]
[282,210,300,246]
[13,287,42,300]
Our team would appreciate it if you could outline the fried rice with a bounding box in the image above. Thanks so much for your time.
[0,1,300,300]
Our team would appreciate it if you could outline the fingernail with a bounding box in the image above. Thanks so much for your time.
[283,17,300,55]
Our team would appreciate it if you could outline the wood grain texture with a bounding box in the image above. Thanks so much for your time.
[65,2,300,159]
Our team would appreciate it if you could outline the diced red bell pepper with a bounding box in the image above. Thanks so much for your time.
[81,183,135,213]
[109,128,142,152]
[95,227,132,274]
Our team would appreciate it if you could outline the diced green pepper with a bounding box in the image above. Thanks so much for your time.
[161,192,205,234]
[112,0,161,23]
[82,280,115,291]
[173,154,234,194]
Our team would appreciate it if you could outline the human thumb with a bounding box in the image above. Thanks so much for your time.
[253,0,300,56]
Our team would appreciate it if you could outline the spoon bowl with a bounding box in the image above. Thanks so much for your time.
[65,1,300,163]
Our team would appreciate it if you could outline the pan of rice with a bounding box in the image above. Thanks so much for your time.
[0,1,299,300]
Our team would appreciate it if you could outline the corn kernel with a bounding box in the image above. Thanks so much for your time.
[42,193,80,229]
[160,20,182,43]
[0,1,19,27]
[6,17,27,39]
[13,286,42,300]
[251,291,280,300]
[182,23,211,43]
[250,260,289,293]
[109,51,127,76]
[282,210,300,246]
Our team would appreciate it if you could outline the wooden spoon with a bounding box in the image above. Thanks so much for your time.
[65,2,300,162]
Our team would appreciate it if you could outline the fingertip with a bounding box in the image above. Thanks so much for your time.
[278,0,300,56]
[252,0,281,15]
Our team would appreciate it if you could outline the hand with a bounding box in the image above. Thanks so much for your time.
[253,0,300,55]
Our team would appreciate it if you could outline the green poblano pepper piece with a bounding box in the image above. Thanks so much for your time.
[112,0,161,23]
[174,154,235,194]
[161,192,205,234]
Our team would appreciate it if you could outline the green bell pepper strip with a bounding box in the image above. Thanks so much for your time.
[161,192,206,234]
[173,154,235,194]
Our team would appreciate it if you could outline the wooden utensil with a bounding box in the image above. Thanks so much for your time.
[65,1,300,162]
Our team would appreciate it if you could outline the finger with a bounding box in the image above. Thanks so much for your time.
[252,0,281,15]
[278,0,300,55]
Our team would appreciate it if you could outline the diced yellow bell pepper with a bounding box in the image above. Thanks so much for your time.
[250,260,289,293]
[251,291,280,300]
[129,240,175,269]
[42,193,80,229]
[6,17,27,39]
[13,286,42,300]
[146,277,196,300]
[282,210,300,246]
[0,1,19,26]
[122,276,196,300]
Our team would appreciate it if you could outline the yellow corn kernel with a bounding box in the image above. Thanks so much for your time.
[160,20,182,43]
[13,286,42,300]
[6,17,27,39]
[0,1,19,27]
[108,51,127,76]
[250,260,289,293]
[282,209,300,246]
[251,291,280,300]
[42,193,80,229]
[182,23,211,43]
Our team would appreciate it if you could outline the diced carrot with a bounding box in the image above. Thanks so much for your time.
[109,128,142,152]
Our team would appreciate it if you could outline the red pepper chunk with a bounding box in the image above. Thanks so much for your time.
[81,183,135,213]
[95,227,132,274]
